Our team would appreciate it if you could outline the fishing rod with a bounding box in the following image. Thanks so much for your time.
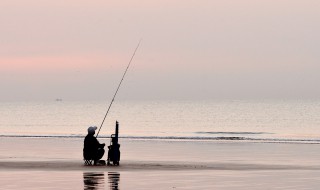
[96,40,142,138]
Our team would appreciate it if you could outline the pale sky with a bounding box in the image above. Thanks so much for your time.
[1,0,320,101]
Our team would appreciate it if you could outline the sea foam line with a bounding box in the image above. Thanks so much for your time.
[1,135,320,144]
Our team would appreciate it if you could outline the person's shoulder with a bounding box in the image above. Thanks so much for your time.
[85,134,95,140]
[89,135,98,139]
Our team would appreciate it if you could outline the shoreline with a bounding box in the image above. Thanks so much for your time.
[1,160,320,172]
[1,135,320,145]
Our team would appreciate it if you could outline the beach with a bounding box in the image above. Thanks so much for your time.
[1,137,320,189]
[1,100,320,189]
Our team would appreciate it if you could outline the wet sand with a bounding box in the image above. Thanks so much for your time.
[1,138,320,189]
[1,161,320,190]
[1,160,320,172]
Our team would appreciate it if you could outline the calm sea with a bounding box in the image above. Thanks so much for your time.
[1,100,320,143]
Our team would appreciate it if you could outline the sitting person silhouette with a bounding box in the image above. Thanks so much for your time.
[83,126,105,165]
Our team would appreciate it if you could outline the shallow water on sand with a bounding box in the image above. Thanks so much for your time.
[1,138,320,189]
[1,137,320,166]
[1,170,320,190]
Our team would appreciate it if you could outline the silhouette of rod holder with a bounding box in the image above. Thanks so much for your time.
[107,121,121,166]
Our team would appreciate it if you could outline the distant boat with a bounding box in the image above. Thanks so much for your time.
[55,98,63,101]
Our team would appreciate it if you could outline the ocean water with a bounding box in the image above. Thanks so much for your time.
[1,100,320,143]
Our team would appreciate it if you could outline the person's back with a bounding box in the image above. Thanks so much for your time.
[83,126,105,165]
[83,133,99,159]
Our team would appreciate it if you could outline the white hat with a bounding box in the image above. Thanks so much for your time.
[87,126,97,134]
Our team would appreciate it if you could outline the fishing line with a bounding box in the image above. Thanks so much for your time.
[96,39,142,138]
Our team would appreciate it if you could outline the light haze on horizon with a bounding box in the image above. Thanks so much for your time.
[1,0,320,101]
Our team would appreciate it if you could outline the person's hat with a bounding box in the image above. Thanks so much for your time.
[87,126,98,134]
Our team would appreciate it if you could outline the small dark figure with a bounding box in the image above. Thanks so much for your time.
[83,126,105,165]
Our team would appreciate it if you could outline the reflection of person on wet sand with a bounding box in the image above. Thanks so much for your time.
[83,126,105,165]
[108,172,120,190]
[83,172,120,190]
[83,172,105,190]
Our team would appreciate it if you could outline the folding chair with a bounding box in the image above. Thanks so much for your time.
[83,150,94,166]
[84,159,93,166]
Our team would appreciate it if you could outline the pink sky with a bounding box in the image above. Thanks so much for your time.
[1,0,320,101]
[0,53,130,73]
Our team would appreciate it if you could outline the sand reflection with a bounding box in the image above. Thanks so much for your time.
[108,172,120,190]
[83,172,120,190]
[83,172,105,190]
